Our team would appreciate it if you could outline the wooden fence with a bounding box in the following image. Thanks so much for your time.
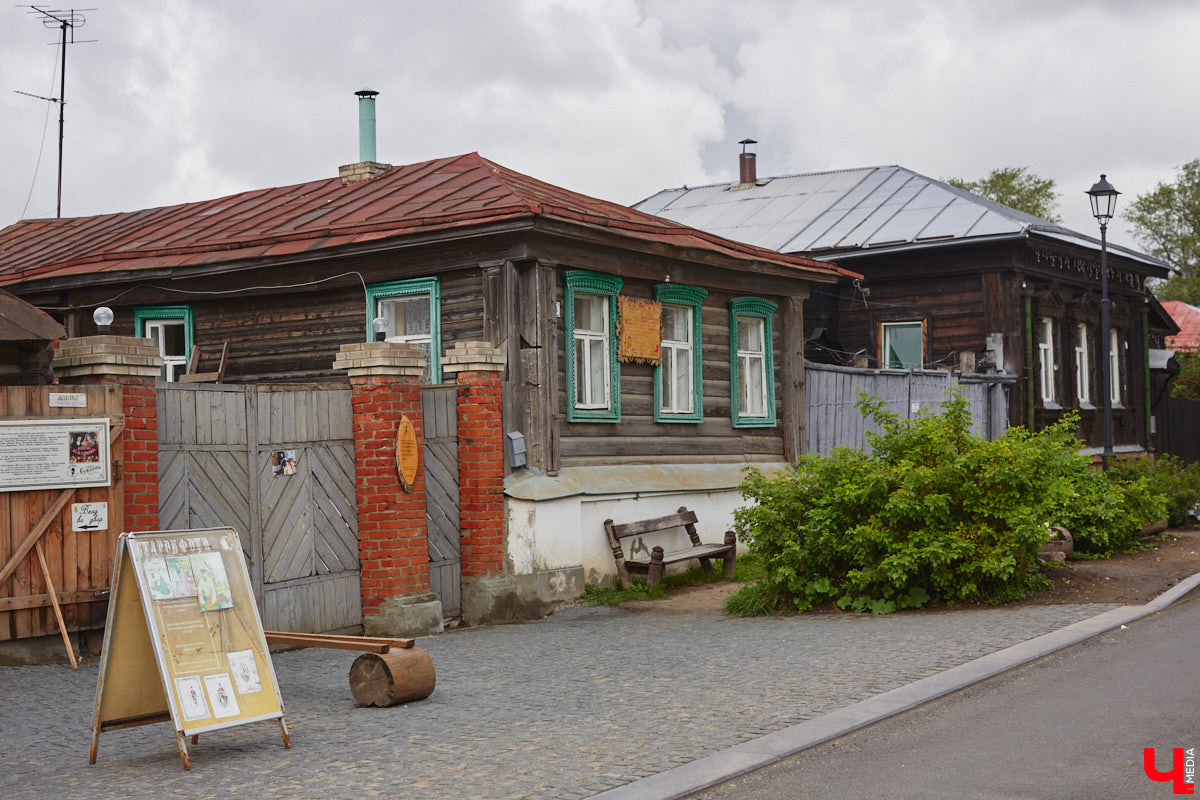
[805,364,1013,455]
[1166,397,1200,463]
[1,384,124,643]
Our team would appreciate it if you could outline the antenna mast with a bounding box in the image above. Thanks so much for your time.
[18,6,97,218]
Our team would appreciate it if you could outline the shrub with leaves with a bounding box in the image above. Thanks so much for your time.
[728,391,1165,615]
[1110,454,1200,529]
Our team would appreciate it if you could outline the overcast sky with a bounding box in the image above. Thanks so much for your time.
[2,0,1198,251]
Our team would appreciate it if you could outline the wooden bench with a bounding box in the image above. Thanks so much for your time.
[604,506,737,591]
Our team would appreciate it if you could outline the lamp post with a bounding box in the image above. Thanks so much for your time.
[1087,174,1120,470]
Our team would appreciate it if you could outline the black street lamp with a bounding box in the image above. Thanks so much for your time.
[1087,174,1120,470]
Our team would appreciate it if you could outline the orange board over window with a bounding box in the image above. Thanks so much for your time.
[617,296,662,365]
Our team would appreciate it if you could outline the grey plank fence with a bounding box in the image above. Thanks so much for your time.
[422,385,461,618]
[805,364,1013,456]
[158,383,360,633]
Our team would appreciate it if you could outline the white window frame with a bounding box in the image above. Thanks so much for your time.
[574,293,611,410]
[564,270,622,423]
[1038,318,1056,404]
[135,305,193,383]
[653,284,706,423]
[659,305,693,414]
[1075,323,1091,405]
[729,297,777,428]
[365,277,441,383]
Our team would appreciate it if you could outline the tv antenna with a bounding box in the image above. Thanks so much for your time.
[15,6,97,218]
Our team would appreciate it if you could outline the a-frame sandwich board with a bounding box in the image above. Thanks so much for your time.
[89,528,290,770]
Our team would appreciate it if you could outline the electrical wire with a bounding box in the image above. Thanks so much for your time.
[810,287,925,312]
[36,271,370,312]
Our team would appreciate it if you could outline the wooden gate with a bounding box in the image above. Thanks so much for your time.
[158,383,360,632]
[422,385,461,617]
[1,384,124,642]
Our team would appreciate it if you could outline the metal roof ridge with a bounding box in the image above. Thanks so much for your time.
[645,164,900,197]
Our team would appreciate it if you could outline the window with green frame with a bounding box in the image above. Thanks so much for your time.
[365,277,441,384]
[134,305,194,382]
[653,284,706,423]
[564,270,622,423]
[729,297,777,428]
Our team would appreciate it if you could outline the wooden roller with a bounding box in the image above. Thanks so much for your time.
[349,647,436,707]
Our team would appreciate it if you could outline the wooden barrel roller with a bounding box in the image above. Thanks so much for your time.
[349,647,436,707]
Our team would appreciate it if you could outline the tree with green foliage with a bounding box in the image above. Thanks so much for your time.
[1174,348,1200,400]
[946,167,1062,222]
[1125,158,1200,305]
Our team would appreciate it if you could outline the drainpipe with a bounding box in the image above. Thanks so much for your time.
[1023,280,1035,430]
[356,88,379,163]
[1142,300,1152,451]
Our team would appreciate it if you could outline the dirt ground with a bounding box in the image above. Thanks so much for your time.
[619,528,1200,615]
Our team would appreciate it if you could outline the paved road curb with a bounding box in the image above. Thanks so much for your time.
[591,572,1200,800]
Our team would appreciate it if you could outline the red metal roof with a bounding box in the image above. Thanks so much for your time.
[0,153,851,286]
[1163,300,1200,353]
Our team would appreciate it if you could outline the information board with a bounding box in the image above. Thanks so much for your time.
[0,417,110,492]
[90,528,289,770]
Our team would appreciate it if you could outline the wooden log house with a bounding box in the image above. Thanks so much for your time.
[0,151,851,625]
[637,156,1178,458]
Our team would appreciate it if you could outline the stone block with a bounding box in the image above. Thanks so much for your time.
[364,591,443,637]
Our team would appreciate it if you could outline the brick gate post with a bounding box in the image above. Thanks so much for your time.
[334,341,442,637]
[53,335,163,534]
[441,341,513,625]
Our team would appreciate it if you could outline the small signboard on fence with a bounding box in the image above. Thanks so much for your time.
[89,528,290,770]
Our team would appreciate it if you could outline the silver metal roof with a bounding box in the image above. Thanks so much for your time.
[634,165,1170,274]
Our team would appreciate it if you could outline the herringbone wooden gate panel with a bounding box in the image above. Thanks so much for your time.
[422,386,461,616]
[157,449,251,533]
[158,383,360,632]
[260,443,358,583]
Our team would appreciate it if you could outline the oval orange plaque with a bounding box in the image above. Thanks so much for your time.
[396,416,419,491]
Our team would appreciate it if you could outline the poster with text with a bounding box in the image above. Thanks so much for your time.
[126,529,284,736]
[0,418,111,492]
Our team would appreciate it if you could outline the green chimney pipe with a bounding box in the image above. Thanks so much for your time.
[355,88,379,163]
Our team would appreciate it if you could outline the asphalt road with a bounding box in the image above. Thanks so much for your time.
[691,592,1200,800]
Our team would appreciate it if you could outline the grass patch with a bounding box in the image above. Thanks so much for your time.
[582,553,762,606]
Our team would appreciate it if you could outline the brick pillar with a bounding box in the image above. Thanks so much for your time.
[53,336,163,533]
[442,342,506,578]
[334,341,442,637]
[442,341,515,625]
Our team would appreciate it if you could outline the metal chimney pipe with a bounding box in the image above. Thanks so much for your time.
[739,138,758,184]
[356,88,379,163]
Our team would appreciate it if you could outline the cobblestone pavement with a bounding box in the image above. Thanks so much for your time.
[0,602,1115,800]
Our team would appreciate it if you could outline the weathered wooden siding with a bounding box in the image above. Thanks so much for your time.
[838,271,985,370]
[0,384,123,641]
[804,364,1012,455]
[158,383,360,633]
[556,281,789,467]
[82,266,488,385]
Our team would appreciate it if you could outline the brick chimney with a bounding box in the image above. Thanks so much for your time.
[339,88,391,184]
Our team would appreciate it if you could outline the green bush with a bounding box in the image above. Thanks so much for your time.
[1110,455,1200,528]
[728,390,1166,615]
